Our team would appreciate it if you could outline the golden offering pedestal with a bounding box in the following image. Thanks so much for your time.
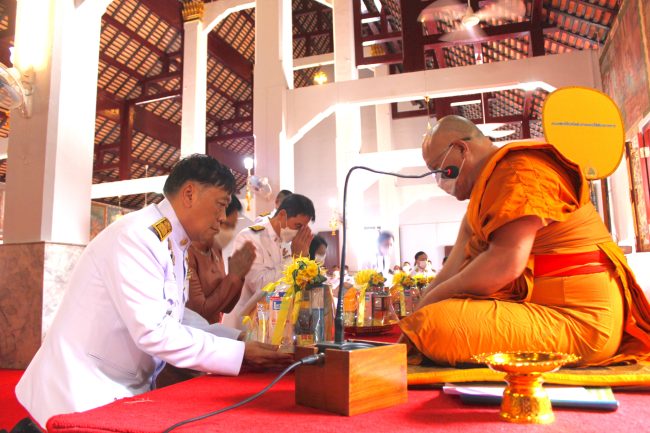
[473,352,580,424]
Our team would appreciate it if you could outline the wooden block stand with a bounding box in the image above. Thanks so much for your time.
[295,341,408,416]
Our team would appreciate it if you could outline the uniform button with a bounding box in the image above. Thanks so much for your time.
[180,239,189,246]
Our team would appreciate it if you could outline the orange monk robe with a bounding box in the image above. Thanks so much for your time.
[400,142,650,366]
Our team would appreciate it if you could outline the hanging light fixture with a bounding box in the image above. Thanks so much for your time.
[313,70,328,85]
[143,164,149,208]
[328,197,340,236]
[243,156,254,212]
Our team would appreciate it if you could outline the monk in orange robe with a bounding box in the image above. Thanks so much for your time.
[399,115,650,366]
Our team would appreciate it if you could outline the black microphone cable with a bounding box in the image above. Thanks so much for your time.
[333,165,459,344]
[161,353,325,433]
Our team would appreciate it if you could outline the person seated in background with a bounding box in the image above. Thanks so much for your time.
[16,155,292,427]
[411,251,434,276]
[402,261,412,274]
[309,235,328,263]
[399,115,650,367]
[223,194,316,329]
[185,195,254,324]
[364,230,395,275]
[255,189,292,222]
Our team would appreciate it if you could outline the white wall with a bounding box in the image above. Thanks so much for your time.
[392,115,431,151]
[399,194,468,269]
[293,113,339,232]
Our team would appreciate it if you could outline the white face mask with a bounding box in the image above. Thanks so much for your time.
[435,146,465,197]
[417,260,427,269]
[315,253,326,263]
[279,213,299,243]
[214,228,235,250]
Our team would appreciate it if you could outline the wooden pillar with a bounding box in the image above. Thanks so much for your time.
[400,0,425,72]
[118,102,134,180]
[529,0,545,56]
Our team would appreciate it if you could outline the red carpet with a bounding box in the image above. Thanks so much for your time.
[47,371,650,433]
[0,369,28,431]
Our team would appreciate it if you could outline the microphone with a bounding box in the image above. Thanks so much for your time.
[316,165,459,351]
[440,165,459,179]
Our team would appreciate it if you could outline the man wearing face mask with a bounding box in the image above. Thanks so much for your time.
[398,115,650,368]
[185,195,255,324]
[411,251,434,276]
[223,194,316,329]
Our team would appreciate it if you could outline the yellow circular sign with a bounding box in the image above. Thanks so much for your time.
[542,86,625,180]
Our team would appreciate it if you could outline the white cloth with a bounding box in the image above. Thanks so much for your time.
[222,218,291,329]
[15,199,245,426]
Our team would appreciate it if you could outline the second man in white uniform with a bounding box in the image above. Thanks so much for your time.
[223,194,316,329]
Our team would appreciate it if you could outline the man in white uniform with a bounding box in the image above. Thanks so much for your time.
[253,189,292,223]
[15,155,292,428]
[223,194,315,329]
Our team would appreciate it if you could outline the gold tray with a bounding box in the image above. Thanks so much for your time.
[344,323,398,336]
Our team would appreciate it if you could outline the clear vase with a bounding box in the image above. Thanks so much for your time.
[294,285,334,346]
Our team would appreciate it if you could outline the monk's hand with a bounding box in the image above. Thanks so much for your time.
[291,226,313,257]
[229,241,256,280]
[243,341,294,370]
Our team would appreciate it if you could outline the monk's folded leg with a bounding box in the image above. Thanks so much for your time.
[399,298,593,366]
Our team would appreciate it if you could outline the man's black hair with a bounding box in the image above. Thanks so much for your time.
[309,235,328,260]
[276,193,316,221]
[415,251,427,261]
[226,195,242,216]
[163,154,236,196]
[378,231,394,244]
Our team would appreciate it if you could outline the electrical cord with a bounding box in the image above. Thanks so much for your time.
[161,353,325,433]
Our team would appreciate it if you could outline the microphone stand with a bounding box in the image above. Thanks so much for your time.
[316,165,457,351]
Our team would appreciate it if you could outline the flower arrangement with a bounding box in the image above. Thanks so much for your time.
[392,271,415,288]
[413,273,432,288]
[283,256,327,292]
[354,269,386,288]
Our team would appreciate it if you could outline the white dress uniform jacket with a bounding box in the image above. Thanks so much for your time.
[222,218,291,329]
[15,200,245,426]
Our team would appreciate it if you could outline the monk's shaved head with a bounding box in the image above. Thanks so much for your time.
[422,115,488,169]
[421,114,497,200]
[435,115,485,139]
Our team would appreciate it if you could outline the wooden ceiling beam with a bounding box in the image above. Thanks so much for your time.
[138,0,253,82]
[546,6,610,32]
[102,14,166,58]
[546,0,618,15]
[548,27,600,46]
[99,52,146,81]
[207,141,253,175]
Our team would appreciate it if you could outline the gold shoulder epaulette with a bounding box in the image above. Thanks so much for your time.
[258,212,271,217]
[249,225,265,232]
[149,217,172,241]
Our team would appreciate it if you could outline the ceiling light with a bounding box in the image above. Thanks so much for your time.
[461,14,480,28]
[450,99,481,107]
[313,70,328,85]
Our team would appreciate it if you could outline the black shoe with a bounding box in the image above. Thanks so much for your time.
[10,418,42,433]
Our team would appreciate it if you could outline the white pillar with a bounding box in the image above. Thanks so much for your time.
[4,0,110,245]
[253,0,293,212]
[180,13,208,157]
[333,0,364,270]
[374,64,400,264]
[0,0,111,369]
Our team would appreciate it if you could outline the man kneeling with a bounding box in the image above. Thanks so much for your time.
[16,155,292,427]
